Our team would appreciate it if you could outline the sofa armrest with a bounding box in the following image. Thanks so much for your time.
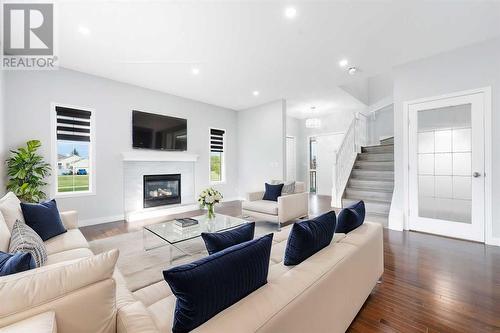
[0,311,57,333]
[278,192,309,223]
[247,191,265,202]
[59,211,78,230]
[117,302,160,333]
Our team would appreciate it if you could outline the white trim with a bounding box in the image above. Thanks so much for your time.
[51,102,96,199]
[368,97,393,114]
[79,214,125,227]
[122,151,199,162]
[208,126,226,184]
[401,87,494,245]
[285,135,297,181]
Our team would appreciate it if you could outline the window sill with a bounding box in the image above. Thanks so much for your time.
[55,191,96,199]
[210,181,226,185]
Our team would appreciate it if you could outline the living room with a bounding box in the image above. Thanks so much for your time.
[0,2,500,333]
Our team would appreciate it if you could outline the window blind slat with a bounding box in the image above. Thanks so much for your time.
[210,129,225,153]
[57,126,90,133]
[55,106,92,142]
[56,118,91,127]
[57,134,90,142]
[55,106,91,119]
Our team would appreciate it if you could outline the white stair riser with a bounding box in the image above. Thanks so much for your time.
[357,153,394,161]
[348,179,394,190]
[342,198,390,214]
[354,161,394,171]
[345,189,392,201]
[351,170,394,180]
[361,145,394,153]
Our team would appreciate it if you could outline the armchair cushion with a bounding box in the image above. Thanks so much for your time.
[284,211,336,266]
[202,222,255,255]
[336,200,365,234]
[0,192,24,231]
[262,183,283,201]
[21,200,67,241]
[242,200,278,215]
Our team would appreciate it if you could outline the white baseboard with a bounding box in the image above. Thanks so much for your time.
[78,198,245,227]
[486,236,500,247]
[125,204,200,222]
[79,214,125,227]
[223,197,245,202]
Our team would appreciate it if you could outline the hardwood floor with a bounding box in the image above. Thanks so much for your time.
[81,195,500,333]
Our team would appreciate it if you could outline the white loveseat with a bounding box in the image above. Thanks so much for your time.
[0,191,383,333]
[242,181,309,230]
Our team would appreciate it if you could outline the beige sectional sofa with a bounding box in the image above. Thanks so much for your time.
[0,192,383,333]
[242,181,309,230]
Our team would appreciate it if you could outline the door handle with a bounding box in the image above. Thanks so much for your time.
[473,172,482,178]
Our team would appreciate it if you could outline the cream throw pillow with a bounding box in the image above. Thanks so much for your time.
[0,192,25,231]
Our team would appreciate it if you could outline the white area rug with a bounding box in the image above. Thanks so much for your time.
[89,220,279,292]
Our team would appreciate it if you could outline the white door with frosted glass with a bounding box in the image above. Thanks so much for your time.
[408,93,485,242]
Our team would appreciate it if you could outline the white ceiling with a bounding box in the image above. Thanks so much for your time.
[57,1,500,116]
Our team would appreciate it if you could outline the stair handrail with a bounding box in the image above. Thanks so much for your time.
[331,113,367,207]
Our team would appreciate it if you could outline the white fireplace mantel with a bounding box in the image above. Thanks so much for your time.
[121,150,199,162]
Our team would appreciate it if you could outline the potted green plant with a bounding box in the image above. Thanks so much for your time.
[6,140,51,203]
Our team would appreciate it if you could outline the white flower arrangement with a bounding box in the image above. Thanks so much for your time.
[198,188,223,219]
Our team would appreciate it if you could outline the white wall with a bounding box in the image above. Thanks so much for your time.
[367,72,393,106]
[237,100,285,195]
[367,104,394,145]
[285,116,301,181]
[391,37,500,242]
[4,68,239,225]
[0,70,5,195]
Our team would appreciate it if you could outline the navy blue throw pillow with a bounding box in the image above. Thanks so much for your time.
[336,200,365,234]
[284,211,336,266]
[201,222,255,255]
[0,251,36,276]
[21,199,67,241]
[262,183,283,201]
[164,233,274,333]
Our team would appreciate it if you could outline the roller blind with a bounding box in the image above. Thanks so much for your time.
[210,128,225,152]
[56,106,91,142]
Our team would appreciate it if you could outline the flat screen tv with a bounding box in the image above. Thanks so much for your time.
[132,111,187,151]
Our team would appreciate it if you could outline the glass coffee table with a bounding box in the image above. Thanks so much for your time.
[143,214,249,262]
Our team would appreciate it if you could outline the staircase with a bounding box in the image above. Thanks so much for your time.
[342,137,394,226]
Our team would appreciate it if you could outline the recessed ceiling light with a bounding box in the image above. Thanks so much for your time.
[253,91,260,96]
[339,59,348,68]
[284,7,297,19]
[78,25,91,36]
[191,67,200,75]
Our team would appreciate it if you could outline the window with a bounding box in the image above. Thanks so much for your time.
[53,105,94,195]
[210,128,225,183]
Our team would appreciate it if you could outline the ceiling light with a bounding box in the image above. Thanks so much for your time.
[305,106,321,128]
[339,59,348,68]
[78,25,91,36]
[284,7,297,19]
[305,118,321,128]
[253,91,259,96]
[348,67,358,75]
[191,67,200,75]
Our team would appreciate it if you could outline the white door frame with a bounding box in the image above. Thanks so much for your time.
[285,135,297,181]
[402,87,494,245]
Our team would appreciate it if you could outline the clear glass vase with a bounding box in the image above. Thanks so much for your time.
[207,204,215,219]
